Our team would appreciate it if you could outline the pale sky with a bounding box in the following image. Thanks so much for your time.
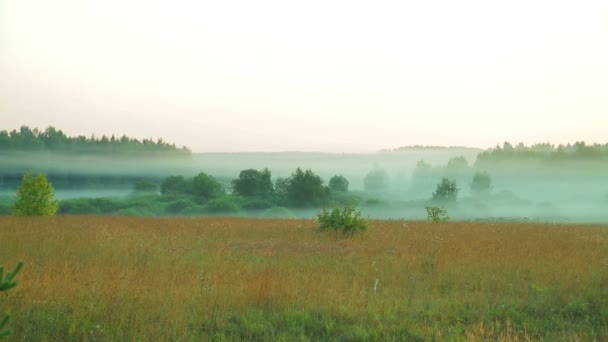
[1,0,607,152]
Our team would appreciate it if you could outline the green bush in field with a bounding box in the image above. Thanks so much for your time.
[1,261,24,339]
[318,203,367,236]
[12,172,59,216]
[425,206,449,223]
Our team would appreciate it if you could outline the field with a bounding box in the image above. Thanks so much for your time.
[1,216,607,341]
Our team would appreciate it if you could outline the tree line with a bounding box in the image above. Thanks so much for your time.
[476,141,608,163]
[0,126,191,156]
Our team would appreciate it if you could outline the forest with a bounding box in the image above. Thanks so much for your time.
[0,125,191,155]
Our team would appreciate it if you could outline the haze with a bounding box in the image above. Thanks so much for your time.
[1,0,607,152]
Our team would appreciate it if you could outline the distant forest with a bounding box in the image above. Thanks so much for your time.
[475,141,608,164]
[0,126,191,156]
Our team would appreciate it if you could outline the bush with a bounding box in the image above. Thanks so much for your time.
[425,206,449,223]
[58,198,101,214]
[165,199,198,214]
[318,203,367,236]
[203,198,241,214]
[12,172,59,216]
[238,197,275,210]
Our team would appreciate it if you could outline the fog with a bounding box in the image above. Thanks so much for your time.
[1,148,607,223]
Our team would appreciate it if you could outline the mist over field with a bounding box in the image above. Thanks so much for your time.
[2,145,607,223]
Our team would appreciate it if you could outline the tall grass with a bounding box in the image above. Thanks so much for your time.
[1,216,607,340]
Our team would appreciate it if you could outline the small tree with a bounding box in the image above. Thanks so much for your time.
[1,261,24,339]
[470,171,492,198]
[12,172,59,216]
[432,177,459,203]
[328,175,349,193]
[425,206,449,223]
[318,203,367,236]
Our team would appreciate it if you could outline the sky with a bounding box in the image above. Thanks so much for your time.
[1,0,607,153]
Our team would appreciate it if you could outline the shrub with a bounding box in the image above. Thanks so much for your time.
[12,172,59,216]
[425,206,449,223]
[204,198,241,214]
[318,203,367,236]
[238,197,274,210]
[165,199,198,214]
[58,198,101,214]
[1,261,24,339]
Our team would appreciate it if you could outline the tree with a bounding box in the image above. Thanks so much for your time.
[470,171,492,198]
[363,169,389,193]
[232,168,273,197]
[12,172,59,216]
[191,172,224,200]
[160,176,188,195]
[286,168,328,207]
[328,175,349,193]
[432,177,459,203]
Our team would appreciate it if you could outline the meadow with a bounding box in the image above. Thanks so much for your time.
[1,216,607,341]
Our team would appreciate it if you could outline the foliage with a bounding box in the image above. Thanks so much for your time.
[317,203,367,235]
[363,169,389,193]
[425,206,449,223]
[0,125,190,155]
[160,173,224,201]
[232,169,273,198]
[470,171,492,197]
[191,172,224,200]
[432,177,459,202]
[165,199,199,214]
[237,197,275,210]
[203,198,241,214]
[160,176,189,195]
[328,175,349,193]
[286,168,329,207]
[12,172,59,216]
[133,180,158,193]
[475,141,608,165]
[0,261,24,339]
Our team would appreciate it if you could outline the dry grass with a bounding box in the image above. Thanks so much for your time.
[1,216,607,340]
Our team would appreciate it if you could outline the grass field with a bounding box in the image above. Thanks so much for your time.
[1,216,607,341]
